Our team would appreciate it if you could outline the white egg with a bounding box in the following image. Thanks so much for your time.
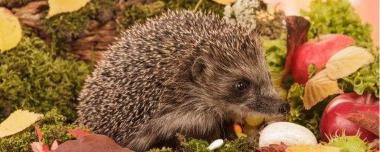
[207,139,224,151]
[259,122,317,147]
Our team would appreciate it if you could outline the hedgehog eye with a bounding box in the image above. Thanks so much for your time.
[234,79,251,93]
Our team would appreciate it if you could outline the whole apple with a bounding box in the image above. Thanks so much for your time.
[288,34,354,84]
[320,93,379,141]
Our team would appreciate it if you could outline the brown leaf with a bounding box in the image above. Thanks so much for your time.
[303,70,342,109]
[346,111,379,136]
[12,1,48,28]
[283,16,310,88]
[52,134,133,152]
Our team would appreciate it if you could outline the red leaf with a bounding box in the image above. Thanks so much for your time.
[68,128,91,139]
[31,142,49,152]
[257,143,287,152]
[346,111,379,136]
[282,16,310,87]
[50,140,59,151]
[52,134,133,152]
[34,126,43,142]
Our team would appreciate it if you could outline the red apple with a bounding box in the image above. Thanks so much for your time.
[320,93,379,141]
[289,34,354,84]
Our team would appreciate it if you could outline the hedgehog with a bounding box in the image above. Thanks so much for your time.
[77,10,289,151]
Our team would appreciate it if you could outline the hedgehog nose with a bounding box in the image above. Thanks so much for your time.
[278,103,290,114]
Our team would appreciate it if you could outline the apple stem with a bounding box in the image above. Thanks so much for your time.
[315,29,321,41]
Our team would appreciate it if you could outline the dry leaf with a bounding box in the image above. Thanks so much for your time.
[304,70,342,109]
[0,7,22,52]
[47,0,90,18]
[258,143,287,152]
[212,0,236,5]
[283,16,310,87]
[286,145,342,152]
[31,126,57,152]
[31,142,49,152]
[52,134,133,152]
[0,110,43,138]
[325,46,374,80]
[51,140,59,151]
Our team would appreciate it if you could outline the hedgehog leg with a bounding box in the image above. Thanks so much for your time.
[127,110,222,151]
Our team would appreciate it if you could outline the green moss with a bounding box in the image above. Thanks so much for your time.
[262,37,287,73]
[0,36,90,121]
[302,0,373,48]
[149,147,173,152]
[286,83,332,139]
[150,137,253,151]
[217,137,252,152]
[262,37,288,99]
[118,1,167,29]
[42,0,115,53]
[181,138,210,152]
[164,0,224,15]
[0,109,76,152]
[177,137,252,152]
[118,0,224,29]
[339,55,379,97]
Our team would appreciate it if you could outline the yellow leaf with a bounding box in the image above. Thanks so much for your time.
[0,7,22,52]
[303,70,342,109]
[0,110,43,138]
[286,145,342,152]
[212,0,236,5]
[325,46,374,80]
[47,0,90,18]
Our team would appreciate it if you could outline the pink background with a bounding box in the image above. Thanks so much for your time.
[264,0,379,46]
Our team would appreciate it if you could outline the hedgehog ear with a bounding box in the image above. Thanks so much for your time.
[191,57,206,81]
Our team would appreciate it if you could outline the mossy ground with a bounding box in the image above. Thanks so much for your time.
[0,109,76,151]
[0,0,225,151]
[0,0,377,151]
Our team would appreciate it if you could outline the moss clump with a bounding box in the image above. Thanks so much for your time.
[118,1,167,29]
[150,137,253,152]
[42,0,115,53]
[181,138,210,152]
[149,147,173,152]
[164,0,224,15]
[118,0,224,29]
[339,55,379,97]
[0,109,76,152]
[0,36,90,121]
[286,83,332,139]
[262,37,288,99]
[302,0,373,48]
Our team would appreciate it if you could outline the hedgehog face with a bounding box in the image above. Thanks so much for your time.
[190,35,289,123]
